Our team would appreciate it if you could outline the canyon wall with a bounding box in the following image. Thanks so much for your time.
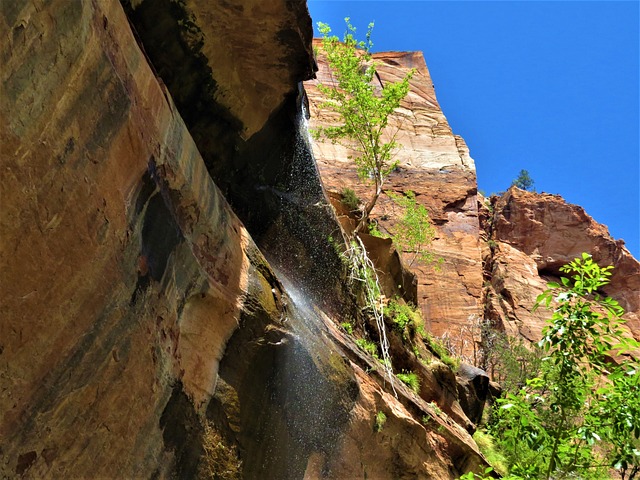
[1,1,489,478]
[481,188,639,353]
[306,42,484,350]
[2,1,637,478]
[306,42,639,363]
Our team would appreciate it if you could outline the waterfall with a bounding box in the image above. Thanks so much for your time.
[296,88,397,395]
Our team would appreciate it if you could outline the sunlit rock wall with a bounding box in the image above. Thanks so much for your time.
[0,1,492,478]
[0,0,285,476]
[306,42,484,347]
[482,187,640,353]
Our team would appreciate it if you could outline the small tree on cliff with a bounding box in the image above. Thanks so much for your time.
[314,18,414,233]
[511,169,535,191]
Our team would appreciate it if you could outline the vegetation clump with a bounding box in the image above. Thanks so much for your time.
[387,190,440,267]
[397,371,420,394]
[487,253,640,480]
[340,321,354,335]
[424,333,460,371]
[355,338,379,358]
[374,411,387,432]
[384,299,425,339]
[340,187,361,212]
[472,430,509,477]
[198,422,242,480]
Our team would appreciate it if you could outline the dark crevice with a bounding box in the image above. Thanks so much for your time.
[160,383,204,478]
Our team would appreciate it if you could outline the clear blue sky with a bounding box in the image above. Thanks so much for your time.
[307,1,640,258]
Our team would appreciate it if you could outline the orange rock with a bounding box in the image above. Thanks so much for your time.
[306,42,484,353]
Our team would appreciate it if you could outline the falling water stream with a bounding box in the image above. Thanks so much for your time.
[234,90,402,477]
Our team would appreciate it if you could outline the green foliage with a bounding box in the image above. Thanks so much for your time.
[340,187,360,211]
[384,299,424,340]
[511,169,535,191]
[482,328,544,395]
[327,234,346,263]
[473,430,509,476]
[315,18,414,233]
[425,333,460,371]
[490,253,640,480]
[387,190,439,267]
[340,322,354,335]
[428,401,442,416]
[397,371,420,393]
[374,411,387,432]
[368,221,387,238]
[458,467,496,480]
[355,338,379,358]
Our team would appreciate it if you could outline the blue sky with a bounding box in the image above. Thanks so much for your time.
[307,1,639,258]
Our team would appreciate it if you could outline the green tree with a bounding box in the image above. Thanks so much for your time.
[314,18,414,233]
[490,253,640,479]
[511,169,535,191]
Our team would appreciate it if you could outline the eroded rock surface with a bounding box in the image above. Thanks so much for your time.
[0,0,291,476]
[1,1,490,478]
[122,0,348,312]
[483,187,640,350]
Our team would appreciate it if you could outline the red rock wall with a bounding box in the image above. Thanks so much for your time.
[483,188,639,350]
[0,2,490,478]
[305,42,484,347]
[0,1,282,476]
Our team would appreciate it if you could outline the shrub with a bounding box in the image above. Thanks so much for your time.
[472,430,508,476]
[374,411,387,432]
[340,322,354,335]
[384,299,424,339]
[490,253,640,480]
[397,371,420,393]
[387,190,439,267]
[355,338,379,358]
[340,187,360,212]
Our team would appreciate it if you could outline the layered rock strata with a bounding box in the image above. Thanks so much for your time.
[121,0,347,311]
[305,42,484,345]
[0,0,287,475]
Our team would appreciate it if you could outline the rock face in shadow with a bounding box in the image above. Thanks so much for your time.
[306,42,484,353]
[121,0,348,312]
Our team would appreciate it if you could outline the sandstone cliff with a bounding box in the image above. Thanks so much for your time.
[481,187,639,353]
[1,1,489,478]
[2,1,637,478]
[306,42,484,348]
[306,41,639,364]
